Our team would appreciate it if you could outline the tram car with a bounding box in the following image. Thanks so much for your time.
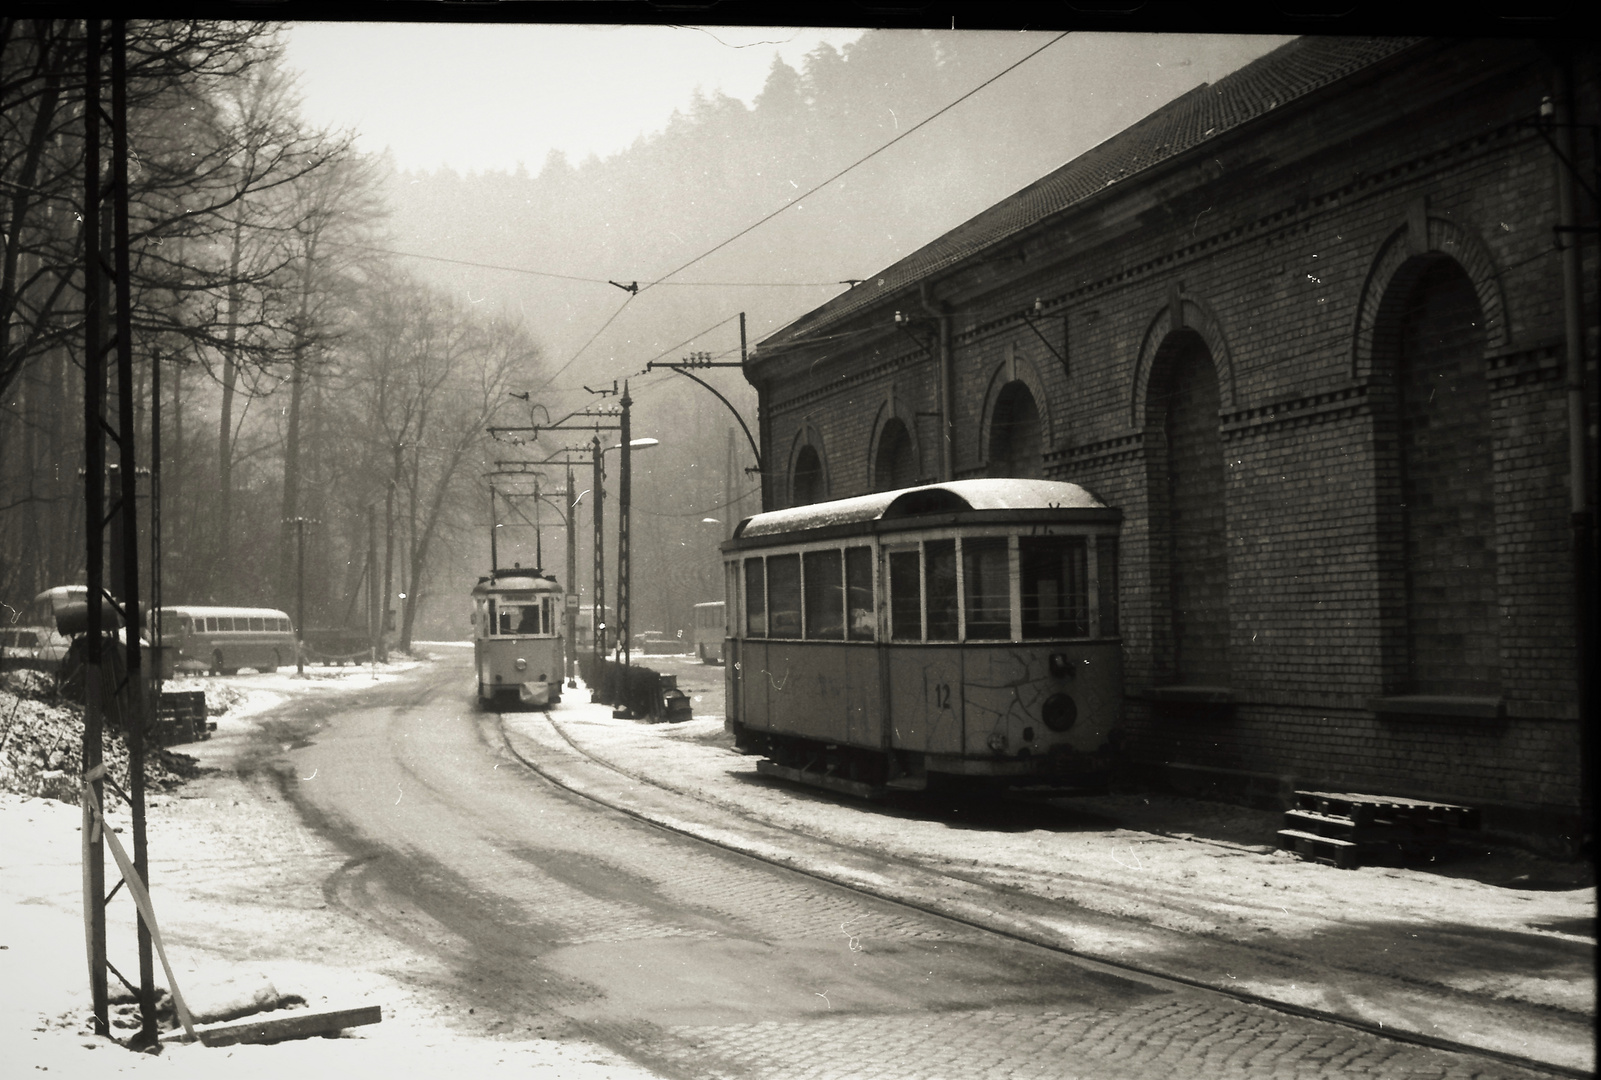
[722,479,1123,797]
[471,565,565,707]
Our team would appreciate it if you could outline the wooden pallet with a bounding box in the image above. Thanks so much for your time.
[1293,790,1480,830]
[1282,808,1448,845]
[1278,790,1472,869]
[1275,827,1394,869]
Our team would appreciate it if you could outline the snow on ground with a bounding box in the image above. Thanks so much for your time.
[505,685,1596,1036]
[0,655,663,1080]
[3,655,1591,1075]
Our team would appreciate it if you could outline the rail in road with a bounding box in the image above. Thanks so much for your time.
[494,703,1589,1080]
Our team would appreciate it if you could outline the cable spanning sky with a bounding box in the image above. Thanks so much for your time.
[282,23,871,175]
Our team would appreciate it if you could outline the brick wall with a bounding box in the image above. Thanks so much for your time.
[751,40,1594,835]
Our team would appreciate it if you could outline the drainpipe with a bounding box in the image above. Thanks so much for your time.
[920,282,955,481]
[1550,66,1596,847]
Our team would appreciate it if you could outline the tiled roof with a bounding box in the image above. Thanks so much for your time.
[757,35,1422,352]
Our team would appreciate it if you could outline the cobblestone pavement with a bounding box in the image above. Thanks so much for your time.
[660,1000,1559,1080]
[275,667,1568,1080]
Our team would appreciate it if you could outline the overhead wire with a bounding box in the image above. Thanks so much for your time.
[534,30,1073,396]
[633,31,1072,295]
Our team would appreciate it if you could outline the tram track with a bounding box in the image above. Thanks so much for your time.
[493,705,1588,1080]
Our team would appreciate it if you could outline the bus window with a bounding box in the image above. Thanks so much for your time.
[1097,535,1119,636]
[802,549,844,640]
[962,537,1011,640]
[249,617,264,632]
[926,540,958,641]
[744,559,766,637]
[1021,536,1089,638]
[846,546,874,641]
[767,554,801,639]
[888,550,921,641]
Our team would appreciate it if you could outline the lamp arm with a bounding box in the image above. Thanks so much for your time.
[669,368,763,473]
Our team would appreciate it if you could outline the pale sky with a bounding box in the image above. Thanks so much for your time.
[281,23,870,175]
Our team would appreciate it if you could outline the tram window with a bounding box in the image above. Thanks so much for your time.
[962,537,1011,640]
[744,559,766,637]
[889,550,921,641]
[1097,535,1120,636]
[1021,536,1089,638]
[846,546,874,641]
[768,553,802,638]
[510,605,541,634]
[926,540,958,641]
[802,549,844,640]
[726,563,740,636]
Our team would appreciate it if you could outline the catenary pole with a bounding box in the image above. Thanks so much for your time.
[80,17,110,1037]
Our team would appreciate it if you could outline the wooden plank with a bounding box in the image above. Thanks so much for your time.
[162,1005,382,1047]
[1282,809,1449,843]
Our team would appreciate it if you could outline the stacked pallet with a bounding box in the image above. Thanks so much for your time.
[151,690,215,746]
[1276,790,1480,869]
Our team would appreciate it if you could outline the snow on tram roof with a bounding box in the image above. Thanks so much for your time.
[732,479,1109,539]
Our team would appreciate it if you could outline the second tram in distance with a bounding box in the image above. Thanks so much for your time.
[471,565,565,708]
[722,478,1123,796]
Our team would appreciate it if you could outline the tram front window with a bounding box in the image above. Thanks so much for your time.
[962,537,1011,639]
[496,603,544,635]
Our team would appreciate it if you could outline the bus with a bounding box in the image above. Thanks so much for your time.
[147,606,297,675]
[692,601,725,664]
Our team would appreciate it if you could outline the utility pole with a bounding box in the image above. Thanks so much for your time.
[382,480,394,661]
[566,461,578,687]
[488,482,499,573]
[367,504,379,668]
[83,19,160,1043]
[282,518,317,674]
[593,435,605,678]
[619,382,632,668]
[81,19,109,1036]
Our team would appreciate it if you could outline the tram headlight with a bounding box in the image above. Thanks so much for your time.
[1041,693,1077,733]
[515,657,527,671]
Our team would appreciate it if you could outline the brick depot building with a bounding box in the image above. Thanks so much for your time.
[742,37,1596,846]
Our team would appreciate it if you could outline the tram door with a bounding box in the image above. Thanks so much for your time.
[882,542,963,755]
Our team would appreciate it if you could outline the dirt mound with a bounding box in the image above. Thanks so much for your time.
[0,672,209,805]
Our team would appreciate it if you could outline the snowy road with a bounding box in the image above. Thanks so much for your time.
[257,652,1576,1079]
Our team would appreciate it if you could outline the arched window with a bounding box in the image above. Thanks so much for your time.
[1147,330,1228,685]
[791,444,824,506]
[988,381,1042,479]
[874,418,917,492]
[1387,257,1498,695]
